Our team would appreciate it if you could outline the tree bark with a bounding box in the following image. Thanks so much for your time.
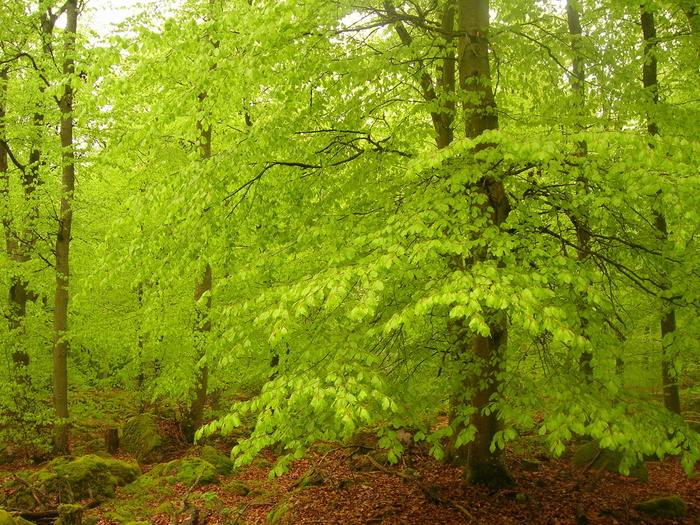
[457,0,513,488]
[0,68,41,385]
[183,91,213,443]
[183,263,212,442]
[385,0,511,487]
[52,0,78,455]
[641,7,681,416]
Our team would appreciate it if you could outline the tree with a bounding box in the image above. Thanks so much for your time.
[52,0,79,455]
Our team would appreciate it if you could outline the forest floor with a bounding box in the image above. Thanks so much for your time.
[1,390,699,524]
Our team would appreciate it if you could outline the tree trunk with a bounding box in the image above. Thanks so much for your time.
[565,1,595,378]
[52,0,78,455]
[457,0,513,488]
[0,67,39,385]
[183,263,212,442]
[385,0,511,487]
[183,91,213,443]
[641,7,681,416]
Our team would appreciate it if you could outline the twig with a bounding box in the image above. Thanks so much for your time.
[365,456,474,521]
[11,474,49,508]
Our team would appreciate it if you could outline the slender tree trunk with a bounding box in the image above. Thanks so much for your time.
[182,92,213,443]
[183,263,212,441]
[565,1,595,378]
[0,68,41,385]
[641,7,681,415]
[52,0,78,455]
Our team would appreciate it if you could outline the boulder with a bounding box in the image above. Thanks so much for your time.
[199,446,234,476]
[147,457,218,487]
[0,455,139,509]
[267,497,293,525]
[122,414,164,464]
[222,481,250,496]
[0,510,17,525]
[635,495,687,519]
[572,442,648,482]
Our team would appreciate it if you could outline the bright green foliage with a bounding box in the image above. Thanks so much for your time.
[1,0,700,486]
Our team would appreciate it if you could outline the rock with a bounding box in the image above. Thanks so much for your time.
[0,455,140,508]
[147,457,218,486]
[55,504,83,525]
[267,497,293,524]
[294,468,323,488]
[122,414,164,464]
[685,420,700,433]
[572,442,648,482]
[634,495,687,518]
[251,457,273,469]
[0,509,18,525]
[310,442,334,456]
[520,459,540,472]
[199,446,233,476]
[222,481,250,496]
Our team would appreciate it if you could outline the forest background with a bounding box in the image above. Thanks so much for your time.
[1,0,700,501]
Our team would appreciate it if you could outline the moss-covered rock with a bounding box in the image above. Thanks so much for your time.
[572,442,648,482]
[200,446,234,476]
[251,457,273,469]
[0,455,140,509]
[267,497,293,524]
[55,504,83,525]
[0,509,18,525]
[222,481,250,496]
[122,414,164,464]
[147,458,218,487]
[520,459,540,472]
[634,495,687,518]
[294,468,323,488]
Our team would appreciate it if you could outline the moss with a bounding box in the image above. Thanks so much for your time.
[222,481,251,496]
[147,458,218,487]
[310,443,334,456]
[295,468,323,488]
[104,458,140,485]
[122,414,163,464]
[635,495,687,518]
[200,446,234,476]
[266,497,293,524]
[252,457,273,469]
[0,510,17,525]
[1,455,139,508]
[572,442,648,482]
[55,504,83,525]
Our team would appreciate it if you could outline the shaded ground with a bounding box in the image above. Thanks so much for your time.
[93,447,699,524]
[1,390,698,524]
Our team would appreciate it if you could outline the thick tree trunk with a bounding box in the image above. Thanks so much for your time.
[641,7,681,416]
[386,0,511,487]
[457,0,513,488]
[52,0,78,455]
